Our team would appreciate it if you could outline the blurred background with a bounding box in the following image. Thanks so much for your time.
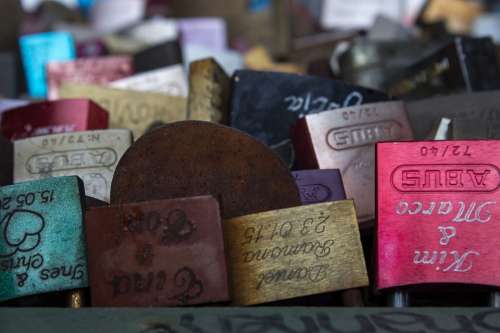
[3,0,500,100]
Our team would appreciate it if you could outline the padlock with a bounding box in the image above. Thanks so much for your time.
[292,169,346,205]
[224,200,368,305]
[0,176,86,303]
[388,37,500,99]
[177,18,227,51]
[292,101,413,225]
[377,140,500,306]
[14,129,132,203]
[0,99,28,116]
[19,31,76,98]
[1,99,109,140]
[109,64,188,97]
[58,83,187,139]
[187,58,230,124]
[230,69,387,167]
[85,195,229,306]
[133,40,183,74]
[110,121,301,219]
[46,56,132,100]
[406,91,500,139]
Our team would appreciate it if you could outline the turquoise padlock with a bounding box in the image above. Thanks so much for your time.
[0,176,86,302]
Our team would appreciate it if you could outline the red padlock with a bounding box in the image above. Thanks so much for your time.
[377,140,500,306]
[1,99,109,140]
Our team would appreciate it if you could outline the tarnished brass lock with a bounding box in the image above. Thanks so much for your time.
[224,200,368,305]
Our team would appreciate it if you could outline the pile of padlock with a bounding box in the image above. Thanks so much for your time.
[1,0,500,309]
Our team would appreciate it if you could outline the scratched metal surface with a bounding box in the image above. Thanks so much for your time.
[1,307,500,332]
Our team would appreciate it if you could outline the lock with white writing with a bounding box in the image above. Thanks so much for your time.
[230,69,388,167]
[85,195,229,306]
[377,140,500,306]
[0,176,87,304]
[224,200,368,305]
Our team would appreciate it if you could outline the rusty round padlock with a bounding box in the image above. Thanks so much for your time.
[110,121,301,219]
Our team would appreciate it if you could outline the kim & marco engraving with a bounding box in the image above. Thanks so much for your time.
[391,147,498,274]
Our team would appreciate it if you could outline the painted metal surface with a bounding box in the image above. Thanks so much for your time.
[19,32,75,98]
[0,176,86,302]
[377,140,500,289]
[1,99,109,140]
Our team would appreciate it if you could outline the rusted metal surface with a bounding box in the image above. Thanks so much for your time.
[111,121,300,219]
[85,195,229,306]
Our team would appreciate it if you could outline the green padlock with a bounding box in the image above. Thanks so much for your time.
[0,176,86,302]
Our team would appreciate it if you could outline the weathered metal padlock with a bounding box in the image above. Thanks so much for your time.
[85,195,229,306]
[0,176,86,303]
[224,200,368,305]
[292,101,413,225]
[111,121,301,219]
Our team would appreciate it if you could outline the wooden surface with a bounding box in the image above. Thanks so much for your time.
[1,307,500,332]
[224,200,368,305]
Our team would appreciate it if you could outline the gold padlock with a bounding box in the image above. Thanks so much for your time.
[224,200,368,305]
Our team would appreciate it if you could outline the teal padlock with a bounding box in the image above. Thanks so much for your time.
[0,176,86,302]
